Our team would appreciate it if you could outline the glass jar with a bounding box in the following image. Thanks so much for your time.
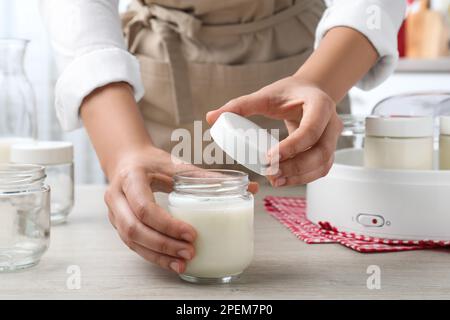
[339,114,366,149]
[0,164,50,272]
[10,141,74,224]
[168,170,254,284]
[439,116,450,170]
[364,116,434,170]
[0,38,37,162]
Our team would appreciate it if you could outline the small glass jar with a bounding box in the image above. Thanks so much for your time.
[10,141,74,224]
[0,164,50,272]
[364,116,434,170]
[439,116,450,170]
[168,169,254,284]
[339,114,366,149]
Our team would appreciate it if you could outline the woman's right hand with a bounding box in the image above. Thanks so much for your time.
[104,146,199,274]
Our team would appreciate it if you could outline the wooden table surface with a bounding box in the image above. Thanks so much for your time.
[1,184,450,300]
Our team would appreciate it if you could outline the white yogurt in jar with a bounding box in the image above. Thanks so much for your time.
[364,116,434,170]
[168,170,254,284]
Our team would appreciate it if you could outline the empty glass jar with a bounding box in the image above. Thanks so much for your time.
[10,141,74,224]
[0,38,37,162]
[0,164,50,272]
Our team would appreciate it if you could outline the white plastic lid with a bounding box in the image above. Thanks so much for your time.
[365,116,433,138]
[210,112,279,176]
[10,141,74,165]
[440,116,450,135]
[0,137,35,162]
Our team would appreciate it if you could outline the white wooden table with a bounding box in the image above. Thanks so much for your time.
[1,185,450,299]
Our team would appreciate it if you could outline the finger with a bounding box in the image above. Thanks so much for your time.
[271,95,334,161]
[276,115,342,178]
[131,222,195,260]
[106,188,195,261]
[274,156,334,187]
[104,187,135,236]
[121,170,197,242]
[206,91,269,125]
[248,181,259,194]
[270,115,341,187]
[148,173,174,193]
[131,242,186,274]
[104,187,142,249]
[285,158,334,186]
[108,210,117,229]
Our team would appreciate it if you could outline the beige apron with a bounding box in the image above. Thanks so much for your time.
[123,0,350,169]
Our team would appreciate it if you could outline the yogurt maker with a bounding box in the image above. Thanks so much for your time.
[307,93,450,240]
[307,148,450,240]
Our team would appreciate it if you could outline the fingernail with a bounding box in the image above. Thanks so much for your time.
[177,249,192,260]
[169,261,180,273]
[274,177,287,187]
[181,233,194,242]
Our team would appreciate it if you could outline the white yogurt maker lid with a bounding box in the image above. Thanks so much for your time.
[440,116,450,135]
[210,112,279,176]
[365,115,433,138]
[10,141,74,165]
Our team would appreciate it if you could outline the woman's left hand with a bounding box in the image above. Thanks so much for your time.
[206,76,343,187]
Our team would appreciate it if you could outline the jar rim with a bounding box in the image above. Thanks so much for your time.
[173,169,249,196]
[0,164,46,191]
[174,169,247,180]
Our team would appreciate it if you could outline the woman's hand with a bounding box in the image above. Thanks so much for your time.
[80,83,198,274]
[104,146,259,274]
[80,83,261,274]
[207,26,381,187]
[206,76,343,187]
[105,147,200,274]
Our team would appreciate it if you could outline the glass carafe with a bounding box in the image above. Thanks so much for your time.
[0,39,37,162]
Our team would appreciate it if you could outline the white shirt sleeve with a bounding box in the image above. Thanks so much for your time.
[315,0,407,91]
[40,0,145,131]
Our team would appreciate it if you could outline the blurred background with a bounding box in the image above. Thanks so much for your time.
[0,0,449,184]
[349,0,450,115]
[0,0,131,184]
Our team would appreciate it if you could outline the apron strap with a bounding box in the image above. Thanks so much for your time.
[155,22,196,124]
[125,2,197,124]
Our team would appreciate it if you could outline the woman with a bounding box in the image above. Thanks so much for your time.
[41,0,405,274]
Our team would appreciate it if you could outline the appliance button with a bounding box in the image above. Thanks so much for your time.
[357,214,384,227]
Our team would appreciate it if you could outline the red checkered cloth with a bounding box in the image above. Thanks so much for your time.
[264,196,450,253]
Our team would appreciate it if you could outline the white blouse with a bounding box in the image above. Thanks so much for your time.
[40,0,406,131]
